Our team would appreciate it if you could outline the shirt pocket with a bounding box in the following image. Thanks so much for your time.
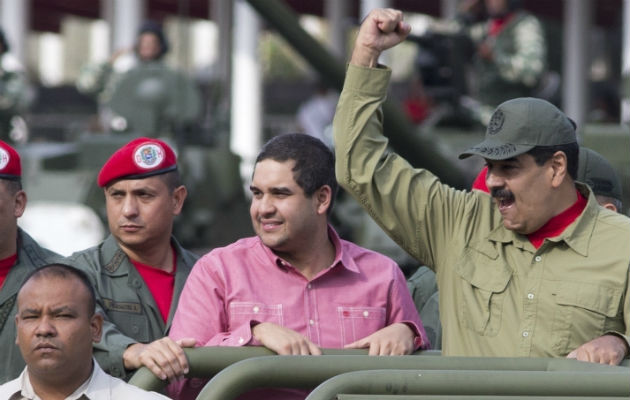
[551,281,623,354]
[338,306,386,346]
[454,246,512,337]
[107,311,151,343]
[228,301,284,328]
[101,298,151,342]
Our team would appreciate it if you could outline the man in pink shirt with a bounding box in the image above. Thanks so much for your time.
[169,133,428,399]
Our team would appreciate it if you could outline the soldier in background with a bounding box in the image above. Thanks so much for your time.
[577,147,624,214]
[0,28,31,144]
[431,0,547,124]
[0,140,62,383]
[76,21,201,139]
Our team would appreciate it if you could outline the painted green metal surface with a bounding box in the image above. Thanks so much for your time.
[128,346,377,392]
[194,353,628,400]
[336,396,626,400]
[306,369,630,400]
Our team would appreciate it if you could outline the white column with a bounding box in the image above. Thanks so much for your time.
[325,0,349,60]
[110,0,144,52]
[230,0,262,185]
[562,0,592,134]
[360,0,392,65]
[0,0,29,64]
[622,0,630,124]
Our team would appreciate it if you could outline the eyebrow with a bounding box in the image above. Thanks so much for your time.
[20,306,77,316]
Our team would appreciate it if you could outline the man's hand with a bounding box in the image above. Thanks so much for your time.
[567,334,629,365]
[344,323,415,355]
[350,8,411,68]
[123,337,196,381]
[252,322,322,355]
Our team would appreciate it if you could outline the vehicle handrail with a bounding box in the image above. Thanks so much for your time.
[305,369,630,400]
[192,353,628,400]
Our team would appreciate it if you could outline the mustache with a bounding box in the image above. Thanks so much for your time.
[490,188,514,201]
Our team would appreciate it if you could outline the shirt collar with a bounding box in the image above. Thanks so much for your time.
[18,360,97,400]
[487,183,598,256]
[260,225,360,275]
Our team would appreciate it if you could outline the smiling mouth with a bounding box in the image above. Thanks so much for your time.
[260,220,281,231]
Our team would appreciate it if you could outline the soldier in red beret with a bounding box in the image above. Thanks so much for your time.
[67,137,199,382]
[0,140,63,384]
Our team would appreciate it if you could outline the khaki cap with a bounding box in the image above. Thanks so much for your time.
[460,97,577,160]
[577,147,622,201]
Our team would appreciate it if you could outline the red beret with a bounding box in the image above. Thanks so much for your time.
[98,137,177,187]
[0,140,21,180]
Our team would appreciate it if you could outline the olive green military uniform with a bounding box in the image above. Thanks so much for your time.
[0,55,31,143]
[67,235,198,380]
[0,229,63,383]
[334,64,630,358]
[467,11,546,107]
[407,266,441,349]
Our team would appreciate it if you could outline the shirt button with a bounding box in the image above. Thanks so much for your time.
[309,319,314,325]
[363,311,369,317]
[522,331,529,337]
[527,293,534,300]
[238,337,244,344]
[534,256,542,262]
[253,306,260,313]
[132,325,139,334]
[307,284,312,289]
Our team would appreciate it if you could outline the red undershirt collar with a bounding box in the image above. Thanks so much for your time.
[0,253,17,290]
[528,190,587,249]
[488,13,515,36]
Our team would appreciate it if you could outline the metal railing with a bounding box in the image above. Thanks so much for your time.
[128,346,629,399]
[305,369,630,400]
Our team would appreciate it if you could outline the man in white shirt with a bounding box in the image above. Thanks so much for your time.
[0,263,168,400]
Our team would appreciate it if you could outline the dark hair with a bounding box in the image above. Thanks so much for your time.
[19,264,96,316]
[255,133,338,214]
[136,20,169,59]
[527,142,579,180]
[159,169,182,192]
[1,178,21,194]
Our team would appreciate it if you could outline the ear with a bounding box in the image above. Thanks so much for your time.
[13,190,26,218]
[549,151,569,188]
[14,315,19,346]
[314,185,332,216]
[91,313,104,343]
[171,185,187,216]
[602,202,618,213]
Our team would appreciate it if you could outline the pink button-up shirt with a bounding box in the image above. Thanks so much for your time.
[169,227,427,399]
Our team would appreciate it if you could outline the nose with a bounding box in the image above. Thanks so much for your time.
[485,169,504,191]
[121,195,139,218]
[255,194,276,217]
[35,316,56,337]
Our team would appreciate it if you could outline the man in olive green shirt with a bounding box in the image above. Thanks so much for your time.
[67,137,199,381]
[335,9,629,365]
[0,140,62,383]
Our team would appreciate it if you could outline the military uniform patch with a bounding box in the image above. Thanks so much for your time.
[488,109,505,135]
[133,143,165,169]
[0,148,9,170]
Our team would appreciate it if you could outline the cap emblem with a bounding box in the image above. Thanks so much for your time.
[134,144,165,169]
[488,109,505,135]
[0,148,9,170]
